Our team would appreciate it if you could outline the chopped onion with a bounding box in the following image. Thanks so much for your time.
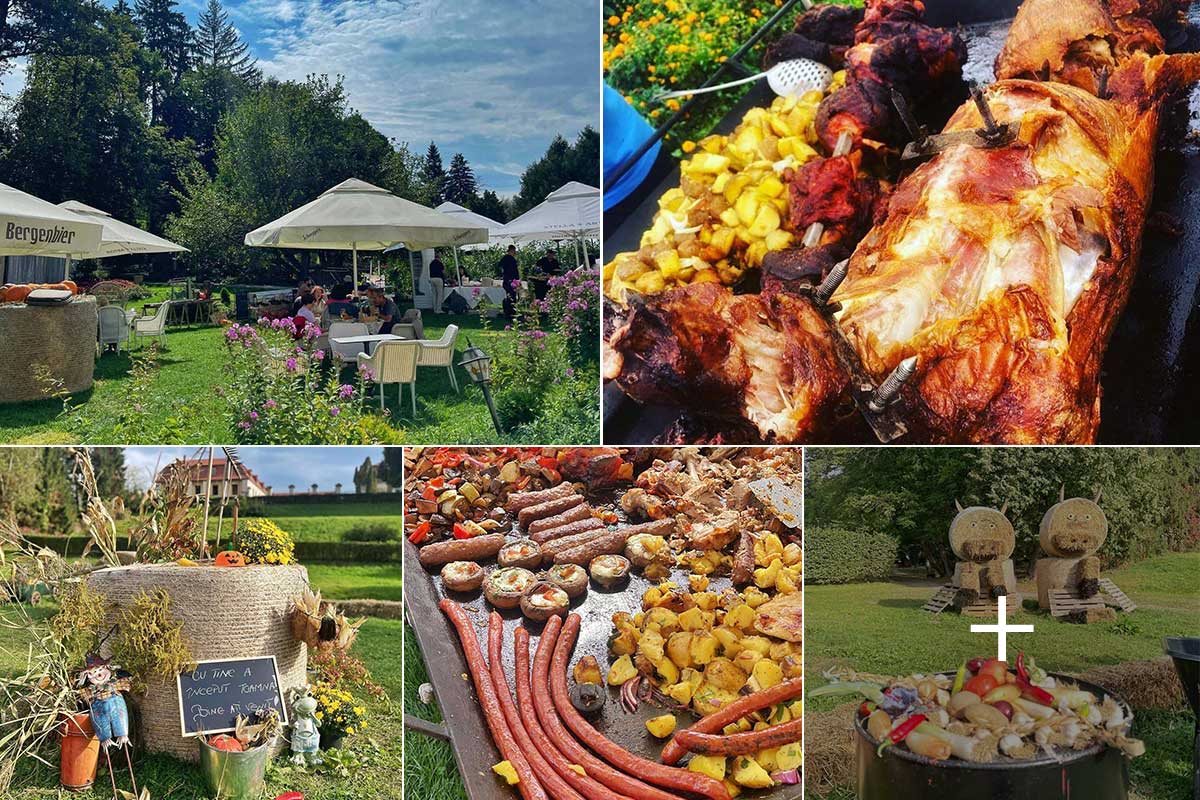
[770,769,800,785]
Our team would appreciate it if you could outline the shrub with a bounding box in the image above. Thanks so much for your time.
[233,518,297,565]
[110,589,195,692]
[805,526,899,584]
[221,319,378,444]
[341,523,399,543]
[603,0,783,146]
[540,266,600,370]
[309,648,385,700]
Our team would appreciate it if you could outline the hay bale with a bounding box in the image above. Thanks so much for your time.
[0,296,97,403]
[1077,658,1188,710]
[1034,556,1085,607]
[86,563,308,762]
[804,702,858,797]
[952,559,1017,593]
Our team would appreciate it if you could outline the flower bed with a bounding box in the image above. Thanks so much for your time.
[604,0,787,148]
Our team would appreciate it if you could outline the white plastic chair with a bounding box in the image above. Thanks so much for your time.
[329,321,369,364]
[131,301,170,348]
[97,305,131,356]
[358,340,420,416]
[417,324,460,393]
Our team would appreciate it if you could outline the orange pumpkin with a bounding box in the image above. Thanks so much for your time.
[207,734,244,752]
[215,551,247,567]
[4,286,32,304]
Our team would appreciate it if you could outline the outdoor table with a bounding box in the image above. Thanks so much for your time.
[446,285,506,310]
[330,332,405,355]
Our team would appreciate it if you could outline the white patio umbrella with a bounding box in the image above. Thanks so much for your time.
[499,181,600,266]
[244,178,489,289]
[58,201,189,257]
[432,201,510,283]
[0,183,103,277]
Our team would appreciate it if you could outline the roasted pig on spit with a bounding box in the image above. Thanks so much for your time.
[607,0,1199,444]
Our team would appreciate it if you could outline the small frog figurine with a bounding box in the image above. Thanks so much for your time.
[78,654,138,800]
[290,693,323,767]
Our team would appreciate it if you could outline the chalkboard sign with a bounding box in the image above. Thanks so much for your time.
[176,657,289,737]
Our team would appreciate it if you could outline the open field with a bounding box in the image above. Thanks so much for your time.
[805,552,1200,800]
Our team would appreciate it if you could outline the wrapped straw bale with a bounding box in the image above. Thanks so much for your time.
[87,563,308,761]
[0,296,96,403]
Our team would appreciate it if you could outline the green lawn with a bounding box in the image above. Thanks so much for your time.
[0,303,591,444]
[305,563,403,602]
[0,564,402,800]
[255,502,404,544]
[403,621,468,800]
[805,552,1200,800]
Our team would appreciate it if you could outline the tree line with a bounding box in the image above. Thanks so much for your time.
[804,448,1200,576]
[0,0,598,283]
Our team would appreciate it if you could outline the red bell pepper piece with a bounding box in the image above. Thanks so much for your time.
[537,456,559,470]
[452,523,472,540]
[1016,651,1029,682]
[1017,677,1054,706]
[407,521,431,544]
[877,714,926,756]
[421,486,437,501]
[428,476,444,490]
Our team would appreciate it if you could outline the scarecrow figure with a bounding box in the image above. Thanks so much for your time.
[948,500,1018,609]
[1035,487,1126,622]
[290,693,323,767]
[78,654,139,800]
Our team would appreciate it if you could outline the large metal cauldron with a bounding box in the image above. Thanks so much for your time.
[855,673,1133,800]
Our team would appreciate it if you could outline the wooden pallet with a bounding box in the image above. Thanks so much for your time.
[923,585,957,613]
[959,594,1020,618]
[1098,579,1137,612]
[1048,589,1108,618]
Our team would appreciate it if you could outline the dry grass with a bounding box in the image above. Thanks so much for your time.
[1078,657,1188,710]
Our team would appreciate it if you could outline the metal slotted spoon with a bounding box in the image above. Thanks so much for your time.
[654,58,834,103]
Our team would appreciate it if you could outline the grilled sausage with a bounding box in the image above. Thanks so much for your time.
[513,626,630,800]
[531,616,682,800]
[505,481,576,513]
[538,522,608,559]
[533,516,605,546]
[673,717,803,756]
[417,533,506,569]
[661,677,804,765]
[731,531,756,585]
[487,613,584,800]
[554,528,632,566]
[528,503,593,538]
[551,614,731,800]
[519,494,585,527]
[620,519,676,539]
[438,600,546,800]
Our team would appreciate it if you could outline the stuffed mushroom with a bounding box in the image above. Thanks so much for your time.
[484,567,537,609]
[545,563,589,599]
[589,554,631,588]
[440,560,485,593]
[519,581,571,621]
[498,538,543,570]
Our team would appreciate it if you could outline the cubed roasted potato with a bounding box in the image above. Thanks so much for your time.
[732,756,773,789]
[646,713,677,738]
[704,658,748,693]
[607,655,637,686]
[687,755,727,781]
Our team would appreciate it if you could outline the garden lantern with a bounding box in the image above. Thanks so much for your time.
[459,340,502,434]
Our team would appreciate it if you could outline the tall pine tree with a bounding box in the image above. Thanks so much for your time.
[443,152,477,205]
[469,189,508,223]
[134,0,192,123]
[193,0,257,79]
[420,141,446,204]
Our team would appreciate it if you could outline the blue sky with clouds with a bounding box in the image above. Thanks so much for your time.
[123,446,386,491]
[3,0,600,196]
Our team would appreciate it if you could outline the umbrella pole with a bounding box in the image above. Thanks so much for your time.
[452,247,462,286]
[573,238,581,268]
[64,255,72,282]
[353,244,359,290]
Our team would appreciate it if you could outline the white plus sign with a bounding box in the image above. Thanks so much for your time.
[969,596,1034,662]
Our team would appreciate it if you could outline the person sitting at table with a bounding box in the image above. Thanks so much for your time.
[326,283,358,320]
[429,251,446,312]
[367,287,400,334]
[291,278,314,314]
[295,292,320,329]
